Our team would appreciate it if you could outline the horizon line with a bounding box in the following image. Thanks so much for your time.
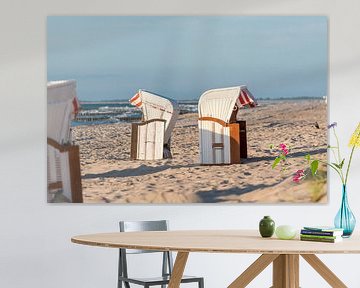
[79,96,326,103]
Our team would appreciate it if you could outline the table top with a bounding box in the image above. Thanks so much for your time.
[71,230,360,254]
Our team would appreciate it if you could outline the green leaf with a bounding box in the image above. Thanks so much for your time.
[304,154,311,163]
[332,162,341,169]
[279,154,287,161]
[272,157,281,169]
[339,159,345,169]
[269,144,274,150]
[332,159,345,169]
[310,160,319,176]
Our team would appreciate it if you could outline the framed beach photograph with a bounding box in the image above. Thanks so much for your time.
[47,16,328,204]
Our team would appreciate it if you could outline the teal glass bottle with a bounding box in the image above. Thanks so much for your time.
[334,185,356,237]
[259,216,275,238]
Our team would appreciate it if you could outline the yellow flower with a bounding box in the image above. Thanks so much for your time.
[349,122,360,148]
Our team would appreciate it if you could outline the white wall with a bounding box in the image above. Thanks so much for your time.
[1,0,360,287]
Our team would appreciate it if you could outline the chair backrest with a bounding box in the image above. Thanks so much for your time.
[119,220,169,254]
[118,220,173,280]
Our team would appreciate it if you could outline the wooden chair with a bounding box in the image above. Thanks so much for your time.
[118,220,204,288]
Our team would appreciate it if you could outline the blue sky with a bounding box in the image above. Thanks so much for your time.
[47,16,327,101]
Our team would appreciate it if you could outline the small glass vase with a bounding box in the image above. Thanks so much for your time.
[334,185,356,237]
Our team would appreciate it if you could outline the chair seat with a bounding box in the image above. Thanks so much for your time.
[119,274,203,286]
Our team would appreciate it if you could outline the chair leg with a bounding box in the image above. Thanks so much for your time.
[199,278,204,288]
[117,279,130,288]
[161,252,168,288]
[118,250,122,288]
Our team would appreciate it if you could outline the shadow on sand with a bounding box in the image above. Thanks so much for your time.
[196,182,280,203]
[197,148,327,203]
[83,163,197,179]
[243,148,327,164]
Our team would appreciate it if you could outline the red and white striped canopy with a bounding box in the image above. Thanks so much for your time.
[236,87,257,108]
[129,92,143,108]
[198,86,257,123]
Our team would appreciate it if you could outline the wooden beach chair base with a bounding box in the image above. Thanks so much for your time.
[131,119,166,160]
[199,118,247,165]
[47,138,83,203]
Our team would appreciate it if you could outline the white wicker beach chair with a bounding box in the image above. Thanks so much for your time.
[129,90,179,160]
[198,86,257,165]
[47,80,82,202]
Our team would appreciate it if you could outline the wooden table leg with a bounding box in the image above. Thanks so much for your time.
[168,252,189,288]
[301,254,347,288]
[228,254,279,288]
[272,254,299,288]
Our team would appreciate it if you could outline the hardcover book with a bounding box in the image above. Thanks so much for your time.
[300,236,342,243]
[301,229,343,237]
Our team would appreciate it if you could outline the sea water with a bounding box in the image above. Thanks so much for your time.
[72,98,323,127]
[72,101,198,126]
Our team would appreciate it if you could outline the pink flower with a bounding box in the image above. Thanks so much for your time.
[279,143,289,156]
[279,143,287,149]
[293,169,305,183]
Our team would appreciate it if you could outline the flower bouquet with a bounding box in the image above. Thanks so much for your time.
[272,122,360,237]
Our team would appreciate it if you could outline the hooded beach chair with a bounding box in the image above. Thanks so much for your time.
[129,90,179,160]
[198,86,257,165]
[47,80,83,202]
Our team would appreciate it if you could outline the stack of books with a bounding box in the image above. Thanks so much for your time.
[300,226,344,243]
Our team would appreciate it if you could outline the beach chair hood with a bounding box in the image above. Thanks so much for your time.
[130,89,179,144]
[47,80,80,144]
[198,86,257,123]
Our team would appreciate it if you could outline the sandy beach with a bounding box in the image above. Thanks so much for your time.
[72,100,327,203]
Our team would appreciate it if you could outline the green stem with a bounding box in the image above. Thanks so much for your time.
[333,127,342,163]
[333,127,345,182]
[330,148,339,164]
[318,160,345,184]
[344,146,355,185]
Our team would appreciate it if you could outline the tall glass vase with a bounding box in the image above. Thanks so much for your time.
[334,185,356,237]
